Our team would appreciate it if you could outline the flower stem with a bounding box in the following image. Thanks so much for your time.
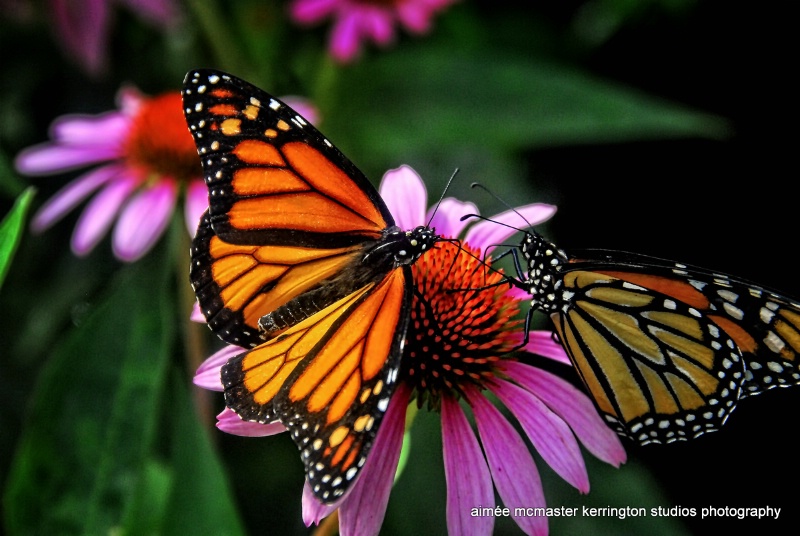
[174,216,214,428]
[312,54,341,118]
[313,509,339,536]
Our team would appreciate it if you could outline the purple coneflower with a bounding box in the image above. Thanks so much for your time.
[194,165,627,535]
[289,0,457,63]
[16,87,316,263]
[50,0,181,75]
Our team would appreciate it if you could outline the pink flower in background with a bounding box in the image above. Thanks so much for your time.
[50,0,181,75]
[15,86,316,262]
[289,0,457,63]
[17,89,203,262]
[193,166,626,536]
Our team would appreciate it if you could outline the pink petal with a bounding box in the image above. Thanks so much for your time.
[184,179,208,237]
[15,144,121,175]
[378,165,427,230]
[289,0,339,25]
[190,302,205,323]
[502,361,627,467]
[522,330,571,365]
[427,197,478,239]
[51,0,110,74]
[441,395,494,536]
[71,173,139,256]
[116,85,146,115]
[302,482,342,526]
[339,383,410,536]
[492,378,590,493]
[216,408,286,437]
[464,204,558,254]
[30,164,119,233]
[50,112,130,145]
[193,345,243,391]
[329,10,363,63]
[360,8,394,45]
[505,285,530,301]
[281,96,320,126]
[467,387,548,536]
[112,179,177,262]
[396,2,435,33]
[119,0,181,27]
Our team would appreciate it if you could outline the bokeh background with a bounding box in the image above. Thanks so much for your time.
[0,1,795,535]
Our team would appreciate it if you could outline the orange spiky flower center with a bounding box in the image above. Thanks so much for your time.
[402,240,522,409]
[123,92,202,183]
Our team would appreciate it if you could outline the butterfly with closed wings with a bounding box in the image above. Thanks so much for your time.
[182,69,443,503]
[494,226,800,446]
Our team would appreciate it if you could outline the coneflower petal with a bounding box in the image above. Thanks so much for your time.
[492,377,590,493]
[442,395,494,536]
[467,386,548,536]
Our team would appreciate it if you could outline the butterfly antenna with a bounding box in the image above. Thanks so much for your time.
[436,234,517,295]
[453,211,531,289]
[458,212,523,263]
[426,168,460,228]
[458,212,523,235]
[469,182,533,229]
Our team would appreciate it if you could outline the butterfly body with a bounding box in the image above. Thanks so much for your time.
[183,69,439,502]
[256,225,437,337]
[509,229,800,445]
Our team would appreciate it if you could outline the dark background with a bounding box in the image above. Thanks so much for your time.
[530,2,797,534]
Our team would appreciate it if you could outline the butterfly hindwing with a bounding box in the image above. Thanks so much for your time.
[222,268,410,501]
[191,209,375,348]
[552,267,746,444]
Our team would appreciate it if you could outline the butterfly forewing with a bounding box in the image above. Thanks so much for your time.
[183,70,392,240]
[184,70,397,346]
[192,211,368,348]
[683,272,800,397]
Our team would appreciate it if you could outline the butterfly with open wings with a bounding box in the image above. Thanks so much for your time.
[182,69,444,503]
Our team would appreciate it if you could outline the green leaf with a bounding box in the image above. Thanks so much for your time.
[121,458,174,535]
[3,237,248,535]
[325,47,729,172]
[158,372,247,536]
[3,253,173,535]
[0,188,34,290]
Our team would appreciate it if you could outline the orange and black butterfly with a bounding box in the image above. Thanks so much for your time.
[499,228,800,445]
[182,70,440,503]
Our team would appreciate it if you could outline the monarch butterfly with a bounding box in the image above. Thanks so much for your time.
[182,70,441,503]
[495,226,800,446]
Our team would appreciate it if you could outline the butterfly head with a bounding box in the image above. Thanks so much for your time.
[520,230,569,313]
[376,225,439,267]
